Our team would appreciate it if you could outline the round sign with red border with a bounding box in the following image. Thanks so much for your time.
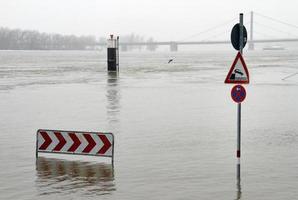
[231,85,246,103]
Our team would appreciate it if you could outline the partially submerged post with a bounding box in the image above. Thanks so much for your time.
[237,13,244,180]
[225,13,250,181]
[107,35,119,72]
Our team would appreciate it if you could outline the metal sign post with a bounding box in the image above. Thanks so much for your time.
[237,13,244,180]
[226,12,249,192]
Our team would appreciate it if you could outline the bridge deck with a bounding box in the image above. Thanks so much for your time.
[95,38,298,46]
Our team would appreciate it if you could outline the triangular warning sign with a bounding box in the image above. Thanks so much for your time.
[225,52,249,84]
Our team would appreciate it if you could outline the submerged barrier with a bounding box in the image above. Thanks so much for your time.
[36,129,114,164]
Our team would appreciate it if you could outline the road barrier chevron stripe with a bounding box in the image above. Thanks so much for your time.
[36,129,114,163]
[53,132,66,151]
[98,135,112,154]
[39,131,52,150]
[68,133,81,152]
[83,134,96,153]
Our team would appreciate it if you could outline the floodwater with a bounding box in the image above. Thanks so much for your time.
[0,48,298,200]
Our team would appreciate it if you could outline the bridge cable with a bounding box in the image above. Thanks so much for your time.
[167,16,238,63]
[254,21,298,38]
[200,29,230,42]
[253,30,278,39]
[254,12,298,30]
[178,16,238,41]
[282,72,298,80]
[199,21,252,42]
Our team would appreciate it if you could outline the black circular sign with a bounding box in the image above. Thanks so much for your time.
[231,23,247,51]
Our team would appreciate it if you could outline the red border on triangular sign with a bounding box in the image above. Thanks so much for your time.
[224,52,249,84]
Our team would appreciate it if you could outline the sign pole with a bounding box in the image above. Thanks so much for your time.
[239,13,244,55]
[226,12,249,182]
[237,13,244,180]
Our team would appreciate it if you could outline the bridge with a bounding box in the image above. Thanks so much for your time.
[96,12,298,51]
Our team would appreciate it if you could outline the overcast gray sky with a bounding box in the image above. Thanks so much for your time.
[0,0,297,40]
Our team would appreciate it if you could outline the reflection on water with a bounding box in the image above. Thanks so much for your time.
[36,157,115,197]
[106,72,121,129]
[235,179,242,200]
[236,165,241,200]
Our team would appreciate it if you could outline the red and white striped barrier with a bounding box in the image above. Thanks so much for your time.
[36,129,114,162]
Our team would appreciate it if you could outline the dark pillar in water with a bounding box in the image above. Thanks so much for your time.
[107,35,119,72]
[170,42,178,52]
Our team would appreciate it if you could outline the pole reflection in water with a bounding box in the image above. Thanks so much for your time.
[35,157,115,197]
[235,178,242,200]
[106,72,121,131]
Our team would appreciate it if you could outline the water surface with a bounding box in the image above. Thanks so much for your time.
[0,49,298,199]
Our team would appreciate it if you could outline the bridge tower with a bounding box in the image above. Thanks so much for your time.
[248,11,254,50]
[170,42,178,52]
[121,44,128,52]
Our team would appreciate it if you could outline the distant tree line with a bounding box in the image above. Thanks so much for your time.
[0,27,157,51]
[0,27,96,50]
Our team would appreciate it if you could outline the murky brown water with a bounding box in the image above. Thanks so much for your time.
[0,49,298,199]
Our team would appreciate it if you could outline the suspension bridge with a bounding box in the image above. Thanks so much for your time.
[96,11,298,51]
